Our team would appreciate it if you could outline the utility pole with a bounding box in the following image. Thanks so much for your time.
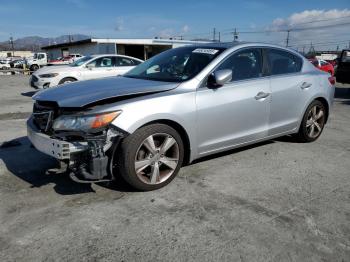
[9,36,14,56]
[285,30,290,47]
[218,32,221,42]
[213,28,216,42]
[233,28,238,42]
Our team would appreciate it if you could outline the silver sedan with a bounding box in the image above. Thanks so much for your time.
[28,42,335,190]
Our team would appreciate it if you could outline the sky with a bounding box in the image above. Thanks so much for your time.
[0,0,349,50]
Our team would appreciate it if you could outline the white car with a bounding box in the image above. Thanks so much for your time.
[30,54,143,89]
[0,61,11,70]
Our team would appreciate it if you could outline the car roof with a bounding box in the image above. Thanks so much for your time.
[182,41,303,56]
[90,54,143,61]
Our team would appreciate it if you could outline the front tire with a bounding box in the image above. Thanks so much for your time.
[116,124,184,191]
[30,64,39,71]
[58,77,77,85]
[295,100,326,142]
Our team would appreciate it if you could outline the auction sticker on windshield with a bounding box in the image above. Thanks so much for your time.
[192,48,219,55]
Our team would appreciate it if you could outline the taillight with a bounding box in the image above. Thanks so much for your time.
[328,76,336,86]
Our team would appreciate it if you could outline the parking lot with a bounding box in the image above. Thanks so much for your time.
[0,75,349,261]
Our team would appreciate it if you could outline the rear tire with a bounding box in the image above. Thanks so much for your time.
[58,77,77,85]
[295,100,326,143]
[115,124,184,191]
[30,64,39,71]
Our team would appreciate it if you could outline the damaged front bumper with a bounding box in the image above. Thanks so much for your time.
[27,117,88,159]
[27,116,125,183]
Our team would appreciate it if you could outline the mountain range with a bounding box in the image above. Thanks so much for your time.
[0,34,90,51]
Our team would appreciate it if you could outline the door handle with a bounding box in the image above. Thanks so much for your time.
[300,82,312,89]
[255,92,270,100]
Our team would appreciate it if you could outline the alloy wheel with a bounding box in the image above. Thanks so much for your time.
[134,133,179,185]
[306,105,325,138]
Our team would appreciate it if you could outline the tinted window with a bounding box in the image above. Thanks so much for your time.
[310,60,319,67]
[341,51,350,63]
[70,56,93,67]
[216,48,263,81]
[88,57,115,67]
[116,57,135,66]
[267,49,302,75]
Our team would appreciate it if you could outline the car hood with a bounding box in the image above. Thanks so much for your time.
[33,76,180,107]
[34,65,75,75]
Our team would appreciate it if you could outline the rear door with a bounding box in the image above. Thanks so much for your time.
[196,48,271,155]
[266,48,312,135]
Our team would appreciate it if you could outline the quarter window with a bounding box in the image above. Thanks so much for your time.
[267,49,302,75]
[215,48,263,81]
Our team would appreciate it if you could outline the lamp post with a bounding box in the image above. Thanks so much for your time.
[9,37,14,56]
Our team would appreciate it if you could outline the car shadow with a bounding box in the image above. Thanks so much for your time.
[0,136,136,195]
[21,91,37,97]
[190,140,275,165]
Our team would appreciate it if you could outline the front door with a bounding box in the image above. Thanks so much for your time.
[81,56,117,80]
[196,48,271,155]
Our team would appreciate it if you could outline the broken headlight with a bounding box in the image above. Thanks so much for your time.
[52,111,122,132]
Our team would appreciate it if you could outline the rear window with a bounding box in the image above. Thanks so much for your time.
[341,51,350,63]
[267,49,302,75]
[310,60,319,66]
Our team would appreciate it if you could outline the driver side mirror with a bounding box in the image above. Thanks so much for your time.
[207,69,232,88]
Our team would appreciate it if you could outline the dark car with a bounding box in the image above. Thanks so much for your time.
[336,50,350,84]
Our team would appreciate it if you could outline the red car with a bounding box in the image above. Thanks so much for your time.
[309,59,334,76]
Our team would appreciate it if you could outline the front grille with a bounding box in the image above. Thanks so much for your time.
[33,101,59,133]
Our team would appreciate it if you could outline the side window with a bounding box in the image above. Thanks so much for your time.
[267,49,302,75]
[116,57,135,66]
[132,59,141,65]
[216,48,263,81]
[88,57,115,68]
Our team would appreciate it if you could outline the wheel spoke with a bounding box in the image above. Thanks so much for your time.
[314,121,321,132]
[160,136,176,154]
[150,162,160,184]
[143,135,157,154]
[135,159,152,174]
[315,110,324,120]
[312,106,317,117]
[306,119,313,127]
[160,157,178,170]
[309,124,315,137]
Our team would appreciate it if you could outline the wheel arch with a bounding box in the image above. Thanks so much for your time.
[58,76,78,84]
[314,97,330,123]
[139,119,192,166]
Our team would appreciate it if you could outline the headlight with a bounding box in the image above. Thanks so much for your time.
[53,111,122,131]
[39,73,59,78]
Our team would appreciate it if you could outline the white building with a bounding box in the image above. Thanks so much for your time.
[42,38,211,60]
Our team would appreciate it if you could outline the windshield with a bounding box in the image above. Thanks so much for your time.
[125,46,225,82]
[33,54,38,59]
[70,56,92,67]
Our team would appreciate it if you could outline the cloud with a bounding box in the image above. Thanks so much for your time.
[158,28,175,38]
[182,25,190,33]
[251,9,350,50]
[115,17,124,32]
[270,9,350,29]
